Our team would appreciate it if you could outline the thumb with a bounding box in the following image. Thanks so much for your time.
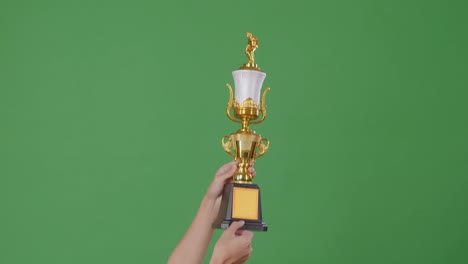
[226,220,245,235]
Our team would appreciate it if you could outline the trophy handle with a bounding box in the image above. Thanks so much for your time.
[250,87,270,125]
[222,135,237,159]
[226,83,243,124]
[254,137,270,161]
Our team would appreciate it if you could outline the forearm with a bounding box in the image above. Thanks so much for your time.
[168,196,217,264]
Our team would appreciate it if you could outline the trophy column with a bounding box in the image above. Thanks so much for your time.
[213,32,270,232]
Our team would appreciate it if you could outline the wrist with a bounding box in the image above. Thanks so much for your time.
[195,195,219,228]
[202,194,217,205]
[200,195,217,214]
[209,252,226,264]
[209,257,221,264]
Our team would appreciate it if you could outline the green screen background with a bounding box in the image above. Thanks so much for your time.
[1,0,467,263]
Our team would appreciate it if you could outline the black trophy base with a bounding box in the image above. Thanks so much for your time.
[213,182,268,232]
[220,220,268,232]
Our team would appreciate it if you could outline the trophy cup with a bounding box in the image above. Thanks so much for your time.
[213,32,270,231]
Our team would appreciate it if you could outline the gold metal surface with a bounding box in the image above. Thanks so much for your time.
[225,83,269,130]
[222,135,236,158]
[222,32,271,184]
[250,87,270,125]
[241,32,261,71]
[222,89,270,183]
[254,137,270,162]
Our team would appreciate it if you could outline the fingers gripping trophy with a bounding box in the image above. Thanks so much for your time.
[213,32,270,232]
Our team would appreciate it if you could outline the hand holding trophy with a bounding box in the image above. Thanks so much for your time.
[213,32,270,231]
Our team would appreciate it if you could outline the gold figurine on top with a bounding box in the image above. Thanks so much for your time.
[242,32,260,70]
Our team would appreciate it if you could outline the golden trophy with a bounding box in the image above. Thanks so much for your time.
[213,32,270,231]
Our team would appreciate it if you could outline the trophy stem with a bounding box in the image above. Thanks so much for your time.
[233,158,253,183]
[241,118,250,132]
